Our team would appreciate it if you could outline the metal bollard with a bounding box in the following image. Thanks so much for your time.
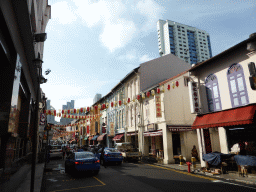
[191,157,196,170]
[179,155,183,166]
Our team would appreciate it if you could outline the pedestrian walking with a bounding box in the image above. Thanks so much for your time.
[62,147,66,159]
[101,146,107,168]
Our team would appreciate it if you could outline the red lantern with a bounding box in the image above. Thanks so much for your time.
[167,84,170,90]
[87,107,90,112]
[80,108,83,113]
[94,105,98,110]
[102,104,105,109]
[176,81,179,87]
[68,115,70,118]
[64,114,66,118]
[137,95,140,100]
[111,102,114,107]
[119,100,122,106]
[67,109,70,114]
[74,109,76,113]
[146,91,150,97]
[157,88,160,94]
[48,110,51,115]
[43,110,46,114]
[62,110,64,114]
[54,110,56,116]
[127,98,130,103]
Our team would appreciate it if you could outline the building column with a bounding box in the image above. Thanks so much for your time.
[163,127,174,164]
[196,129,206,167]
[218,127,229,154]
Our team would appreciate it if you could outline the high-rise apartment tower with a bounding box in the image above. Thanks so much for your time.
[157,20,212,65]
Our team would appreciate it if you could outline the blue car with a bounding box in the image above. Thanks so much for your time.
[65,152,100,175]
[97,148,123,165]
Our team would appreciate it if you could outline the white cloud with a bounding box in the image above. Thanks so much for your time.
[51,1,77,24]
[72,0,136,52]
[118,49,137,60]
[100,19,136,52]
[136,0,165,31]
[139,54,155,63]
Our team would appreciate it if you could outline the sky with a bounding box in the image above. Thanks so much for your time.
[41,0,256,121]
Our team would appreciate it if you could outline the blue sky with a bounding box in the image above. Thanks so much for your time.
[41,0,255,119]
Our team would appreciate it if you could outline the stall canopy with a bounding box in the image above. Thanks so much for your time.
[113,134,124,141]
[97,133,107,141]
[192,104,256,129]
[91,135,99,141]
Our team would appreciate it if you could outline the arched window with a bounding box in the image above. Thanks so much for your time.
[227,63,249,107]
[205,74,222,112]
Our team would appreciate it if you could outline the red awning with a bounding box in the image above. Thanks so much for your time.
[97,133,107,141]
[144,130,163,137]
[192,105,256,129]
[112,134,124,141]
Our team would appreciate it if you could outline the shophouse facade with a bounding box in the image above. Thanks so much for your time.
[0,1,51,189]
[189,33,256,167]
[158,71,199,164]
[140,84,165,158]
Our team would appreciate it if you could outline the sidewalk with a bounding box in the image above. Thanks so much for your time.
[15,163,45,192]
[153,162,256,185]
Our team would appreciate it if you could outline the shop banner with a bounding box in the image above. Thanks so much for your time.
[109,122,115,137]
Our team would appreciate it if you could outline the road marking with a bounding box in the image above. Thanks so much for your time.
[146,164,217,181]
[50,176,106,192]
[213,180,256,189]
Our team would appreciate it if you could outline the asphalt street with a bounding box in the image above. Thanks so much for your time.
[41,158,256,192]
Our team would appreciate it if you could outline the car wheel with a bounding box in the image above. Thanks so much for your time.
[93,170,100,175]
[100,159,104,166]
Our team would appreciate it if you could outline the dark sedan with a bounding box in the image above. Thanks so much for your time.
[65,152,100,175]
[97,148,123,165]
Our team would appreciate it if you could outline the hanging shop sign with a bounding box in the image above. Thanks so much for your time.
[109,122,115,137]
[155,95,162,117]
[188,81,200,114]
[167,125,192,132]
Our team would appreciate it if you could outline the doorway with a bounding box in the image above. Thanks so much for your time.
[172,133,181,155]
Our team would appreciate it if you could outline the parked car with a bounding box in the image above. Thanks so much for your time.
[96,148,123,165]
[65,152,100,175]
[49,145,62,159]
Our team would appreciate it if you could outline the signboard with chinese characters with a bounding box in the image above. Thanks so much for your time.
[155,95,162,117]
[109,122,115,137]
[188,81,200,114]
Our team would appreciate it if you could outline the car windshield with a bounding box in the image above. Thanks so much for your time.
[105,148,119,152]
[75,152,95,159]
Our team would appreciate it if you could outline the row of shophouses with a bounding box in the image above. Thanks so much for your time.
[0,0,51,190]
[65,33,256,166]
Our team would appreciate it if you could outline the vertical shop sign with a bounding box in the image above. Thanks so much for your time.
[188,81,200,114]
[8,55,22,137]
[109,122,115,136]
[155,95,162,117]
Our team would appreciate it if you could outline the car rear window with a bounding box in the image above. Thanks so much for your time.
[106,149,119,152]
[76,153,95,159]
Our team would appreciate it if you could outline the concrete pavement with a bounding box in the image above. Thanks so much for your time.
[12,158,255,192]
[152,162,256,186]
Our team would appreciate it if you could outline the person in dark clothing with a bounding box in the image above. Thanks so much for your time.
[101,147,107,168]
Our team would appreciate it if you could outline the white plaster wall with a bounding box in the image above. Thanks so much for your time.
[191,48,256,114]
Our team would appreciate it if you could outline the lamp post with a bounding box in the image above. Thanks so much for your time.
[30,58,50,192]
[30,58,42,192]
